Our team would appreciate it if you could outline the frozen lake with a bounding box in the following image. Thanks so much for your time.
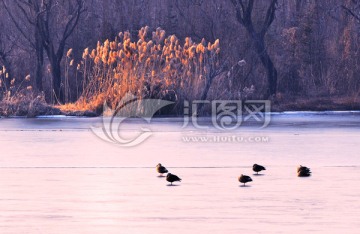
[0,112,360,233]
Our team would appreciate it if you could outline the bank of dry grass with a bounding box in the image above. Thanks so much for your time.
[0,91,61,117]
[61,27,221,115]
[0,69,61,117]
[272,95,360,112]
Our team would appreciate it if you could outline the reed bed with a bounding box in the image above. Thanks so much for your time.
[62,27,221,115]
[0,69,58,117]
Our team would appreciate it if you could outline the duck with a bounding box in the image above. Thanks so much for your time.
[238,174,252,186]
[253,164,266,174]
[297,165,311,177]
[156,163,168,176]
[166,173,181,185]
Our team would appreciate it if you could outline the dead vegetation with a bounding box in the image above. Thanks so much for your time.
[60,27,222,115]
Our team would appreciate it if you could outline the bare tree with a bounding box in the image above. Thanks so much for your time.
[0,35,14,88]
[2,0,85,103]
[1,0,44,91]
[230,0,278,98]
[37,0,85,103]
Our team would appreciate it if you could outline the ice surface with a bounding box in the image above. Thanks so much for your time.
[0,112,359,233]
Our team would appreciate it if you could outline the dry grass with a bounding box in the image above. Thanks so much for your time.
[0,88,61,117]
[0,69,60,117]
[272,95,360,112]
[0,67,32,102]
[61,27,221,115]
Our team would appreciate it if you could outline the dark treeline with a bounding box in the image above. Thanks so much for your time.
[0,0,359,107]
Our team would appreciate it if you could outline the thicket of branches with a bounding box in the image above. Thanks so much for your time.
[0,0,360,113]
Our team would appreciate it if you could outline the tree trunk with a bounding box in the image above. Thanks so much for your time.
[200,74,214,101]
[257,48,277,98]
[231,0,278,98]
[251,32,278,98]
[47,49,64,103]
[51,59,64,103]
[35,28,44,91]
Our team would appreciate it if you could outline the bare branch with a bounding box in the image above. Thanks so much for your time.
[175,0,202,40]
[230,0,254,27]
[342,5,360,22]
[1,0,35,48]
[261,0,277,37]
[57,0,85,59]
[16,1,35,25]
[230,0,245,24]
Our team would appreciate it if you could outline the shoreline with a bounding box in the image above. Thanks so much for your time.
[1,97,359,118]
